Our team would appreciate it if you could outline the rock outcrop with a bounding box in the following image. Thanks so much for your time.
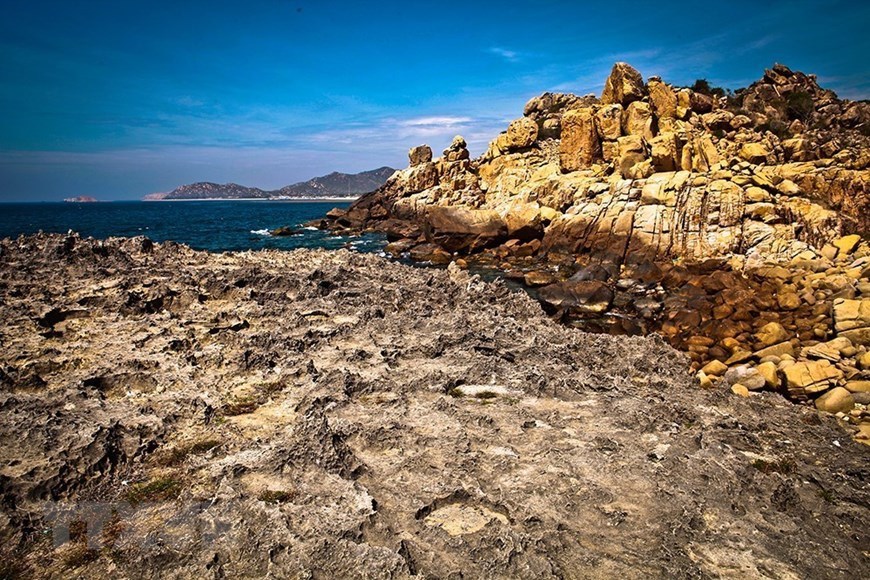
[321,63,870,419]
[0,233,868,578]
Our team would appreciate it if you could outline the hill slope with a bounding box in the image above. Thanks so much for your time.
[144,166,396,200]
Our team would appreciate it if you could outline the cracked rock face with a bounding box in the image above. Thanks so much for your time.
[0,234,868,578]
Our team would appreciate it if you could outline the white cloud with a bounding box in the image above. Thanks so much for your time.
[487,47,519,62]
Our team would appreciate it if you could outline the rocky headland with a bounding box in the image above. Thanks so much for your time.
[0,233,868,578]
[144,167,396,200]
[321,63,870,431]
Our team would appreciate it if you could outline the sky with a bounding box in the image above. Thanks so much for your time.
[1,0,868,201]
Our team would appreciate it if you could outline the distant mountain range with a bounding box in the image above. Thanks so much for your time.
[143,166,396,200]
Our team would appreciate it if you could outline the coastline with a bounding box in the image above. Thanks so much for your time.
[144,196,359,202]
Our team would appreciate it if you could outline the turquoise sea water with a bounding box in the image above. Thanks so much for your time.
[0,200,388,253]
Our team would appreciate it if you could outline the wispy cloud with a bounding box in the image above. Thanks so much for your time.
[487,46,520,62]
[307,113,509,156]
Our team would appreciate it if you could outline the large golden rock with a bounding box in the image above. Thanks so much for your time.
[401,162,439,193]
[595,104,623,141]
[502,202,544,239]
[601,62,645,106]
[616,135,647,178]
[495,117,538,153]
[755,322,789,347]
[833,298,870,345]
[559,108,600,171]
[443,135,470,162]
[739,143,770,164]
[650,133,678,172]
[648,77,677,119]
[814,387,855,414]
[622,101,653,139]
[691,135,720,172]
[783,360,843,398]
[408,145,433,167]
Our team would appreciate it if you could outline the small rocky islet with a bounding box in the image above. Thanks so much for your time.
[320,62,870,443]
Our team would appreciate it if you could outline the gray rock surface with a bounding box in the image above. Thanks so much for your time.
[0,233,867,579]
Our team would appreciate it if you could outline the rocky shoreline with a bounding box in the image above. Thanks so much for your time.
[319,63,870,432]
[0,233,868,578]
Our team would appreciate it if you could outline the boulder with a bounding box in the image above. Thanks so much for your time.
[524,271,556,287]
[649,133,678,172]
[443,135,470,162]
[426,206,507,252]
[409,243,452,264]
[783,360,843,398]
[496,117,539,152]
[601,62,645,106]
[845,380,870,393]
[409,145,433,167]
[782,137,814,162]
[502,203,544,240]
[692,135,720,172]
[647,77,677,119]
[701,360,728,377]
[739,143,770,164]
[404,162,440,193]
[833,298,870,345]
[814,387,855,414]
[523,92,584,119]
[622,101,653,139]
[755,322,789,347]
[731,384,750,397]
[745,186,771,203]
[560,108,600,171]
[702,110,734,131]
[833,234,861,255]
[616,135,648,178]
[723,365,766,391]
[523,92,590,138]
[754,341,795,359]
[595,104,623,141]
[756,361,779,388]
[776,179,801,196]
[538,280,614,315]
[802,337,852,362]
[689,91,713,114]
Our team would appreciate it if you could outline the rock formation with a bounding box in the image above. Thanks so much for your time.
[322,63,870,419]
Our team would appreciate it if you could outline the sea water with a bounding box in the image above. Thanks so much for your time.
[0,200,387,253]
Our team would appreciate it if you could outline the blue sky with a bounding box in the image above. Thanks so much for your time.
[1,0,868,201]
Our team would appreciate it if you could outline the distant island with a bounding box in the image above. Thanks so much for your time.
[63,195,99,203]
[143,166,396,200]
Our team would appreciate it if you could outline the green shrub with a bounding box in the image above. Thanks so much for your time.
[691,79,725,97]
[758,119,791,139]
[786,90,814,121]
[124,477,182,505]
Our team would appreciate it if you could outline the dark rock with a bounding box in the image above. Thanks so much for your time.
[538,280,614,315]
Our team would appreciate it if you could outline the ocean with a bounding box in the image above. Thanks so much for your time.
[0,200,388,253]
